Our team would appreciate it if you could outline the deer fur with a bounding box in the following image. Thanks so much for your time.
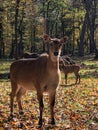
[10,34,67,126]
[60,63,80,84]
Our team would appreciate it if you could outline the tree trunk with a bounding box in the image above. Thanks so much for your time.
[84,0,96,53]
[89,0,96,53]
[9,23,15,59]
[0,4,4,59]
[95,49,98,59]
[78,13,87,56]
[31,25,36,52]
[18,2,26,58]
[15,0,20,60]
[61,14,66,55]
[43,1,50,53]
[72,12,75,56]
[0,23,3,58]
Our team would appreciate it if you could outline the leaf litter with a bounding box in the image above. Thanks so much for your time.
[0,59,98,129]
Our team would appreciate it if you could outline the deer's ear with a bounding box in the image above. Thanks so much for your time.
[43,34,51,43]
[60,36,68,43]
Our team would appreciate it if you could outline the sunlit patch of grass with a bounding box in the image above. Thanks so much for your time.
[0,60,13,74]
[0,60,13,80]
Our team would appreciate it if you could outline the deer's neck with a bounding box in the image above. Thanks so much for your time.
[47,54,59,70]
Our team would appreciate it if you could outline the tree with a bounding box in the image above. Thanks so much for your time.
[14,0,20,59]
[83,0,97,53]
[0,1,4,58]
[0,0,98,58]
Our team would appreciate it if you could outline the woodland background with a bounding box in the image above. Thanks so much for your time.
[0,0,98,129]
[0,0,98,59]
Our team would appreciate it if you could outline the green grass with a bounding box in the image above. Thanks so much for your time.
[0,60,12,74]
[0,60,13,80]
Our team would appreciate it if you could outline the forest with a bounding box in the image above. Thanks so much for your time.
[0,0,98,59]
[0,0,98,130]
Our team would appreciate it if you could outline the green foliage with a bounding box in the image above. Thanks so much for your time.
[0,0,98,57]
[0,60,12,74]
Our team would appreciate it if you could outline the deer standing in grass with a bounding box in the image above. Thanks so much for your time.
[60,63,80,84]
[10,34,67,126]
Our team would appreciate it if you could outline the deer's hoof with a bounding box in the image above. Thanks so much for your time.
[10,113,13,118]
[19,111,24,115]
[48,118,55,125]
[38,120,42,127]
[8,113,13,121]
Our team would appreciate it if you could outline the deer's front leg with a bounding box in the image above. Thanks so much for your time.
[37,92,44,126]
[75,74,79,84]
[78,74,80,83]
[49,91,56,125]
[65,74,67,84]
[77,74,80,84]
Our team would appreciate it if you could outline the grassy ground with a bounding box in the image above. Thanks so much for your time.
[0,56,98,130]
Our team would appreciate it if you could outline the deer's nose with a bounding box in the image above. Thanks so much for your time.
[54,51,58,56]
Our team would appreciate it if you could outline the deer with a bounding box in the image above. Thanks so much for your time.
[10,34,67,126]
[60,63,80,85]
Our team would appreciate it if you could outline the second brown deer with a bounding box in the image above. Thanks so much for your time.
[10,34,67,126]
[60,63,80,84]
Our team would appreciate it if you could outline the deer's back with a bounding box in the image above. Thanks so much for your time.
[63,65,80,74]
[10,55,48,83]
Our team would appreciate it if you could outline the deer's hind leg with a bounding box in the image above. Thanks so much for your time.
[75,73,80,84]
[78,73,80,83]
[10,81,19,117]
[16,87,26,115]
[65,74,67,84]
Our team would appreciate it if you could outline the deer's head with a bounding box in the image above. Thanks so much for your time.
[43,34,68,62]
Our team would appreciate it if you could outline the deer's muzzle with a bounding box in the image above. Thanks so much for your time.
[54,52,59,56]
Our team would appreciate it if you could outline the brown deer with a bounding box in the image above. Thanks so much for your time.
[10,34,67,126]
[60,63,80,84]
